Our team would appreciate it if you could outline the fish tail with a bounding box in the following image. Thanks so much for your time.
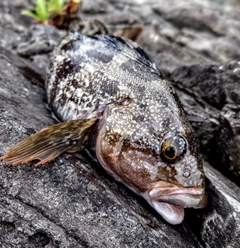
[0,118,97,166]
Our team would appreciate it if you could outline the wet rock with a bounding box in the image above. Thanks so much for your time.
[17,24,65,57]
[138,0,240,71]
[186,164,240,248]
[16,24,65,70]
[0,12,25,49]
[81,0,111,14]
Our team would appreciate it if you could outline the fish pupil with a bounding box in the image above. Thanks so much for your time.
[165,146,176,159]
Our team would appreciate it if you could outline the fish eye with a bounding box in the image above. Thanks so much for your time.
[160,136,187,163]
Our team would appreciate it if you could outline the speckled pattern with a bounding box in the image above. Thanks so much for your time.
[46,31,205,195]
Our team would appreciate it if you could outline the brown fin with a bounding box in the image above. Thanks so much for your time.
[0,118,97,166]
[113,27,143,41]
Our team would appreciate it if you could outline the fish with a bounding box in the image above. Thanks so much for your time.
[0,29,207,225]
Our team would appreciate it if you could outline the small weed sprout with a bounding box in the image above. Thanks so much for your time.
[22,0,67,24]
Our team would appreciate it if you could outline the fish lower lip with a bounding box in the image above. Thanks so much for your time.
[151,192,207,224]
[152,201,184,225]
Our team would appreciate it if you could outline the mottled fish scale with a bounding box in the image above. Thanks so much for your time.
[48,32,183,125]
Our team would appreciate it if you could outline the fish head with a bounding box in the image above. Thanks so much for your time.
[95,95,207,225]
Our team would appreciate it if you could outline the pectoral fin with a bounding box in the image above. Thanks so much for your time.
[0,119,97,166]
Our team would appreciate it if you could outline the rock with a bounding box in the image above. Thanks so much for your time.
[17,24,65,57]
[186,164,240,248]
[0,0,240,247]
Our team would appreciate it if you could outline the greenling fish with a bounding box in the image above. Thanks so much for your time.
[0,30,207,224]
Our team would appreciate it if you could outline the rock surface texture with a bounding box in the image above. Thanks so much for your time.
[0,0,240,247]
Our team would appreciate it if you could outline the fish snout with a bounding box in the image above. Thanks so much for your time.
[142,181,207,224]
[149,184,207,209]
[157,190,208,209]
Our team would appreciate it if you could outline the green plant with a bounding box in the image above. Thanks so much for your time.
[22,0,65,24]
[47,0,65,14]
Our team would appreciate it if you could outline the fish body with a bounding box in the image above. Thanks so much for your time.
[1,30,207,224]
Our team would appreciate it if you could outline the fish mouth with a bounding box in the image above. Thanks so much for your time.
[142,181,207,225]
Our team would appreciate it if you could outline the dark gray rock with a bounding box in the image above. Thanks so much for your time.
[0,0,240,247]
[17,24,65,57]
[16,24,66,70]
[186,164,240,248]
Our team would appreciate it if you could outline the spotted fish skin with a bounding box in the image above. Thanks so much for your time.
[2,30,207,225]
[47,31,204,189]
[47,31,163,121]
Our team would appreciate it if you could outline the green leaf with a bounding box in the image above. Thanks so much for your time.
[35,0,47,15]
[55,0,65,8]
[21,10,42,20]
[21,0,68,23]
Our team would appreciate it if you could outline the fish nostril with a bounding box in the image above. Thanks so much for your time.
[183,169,190,178]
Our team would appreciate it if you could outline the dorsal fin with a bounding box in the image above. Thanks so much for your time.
[70,30,163,77]
[99,35,162,76]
